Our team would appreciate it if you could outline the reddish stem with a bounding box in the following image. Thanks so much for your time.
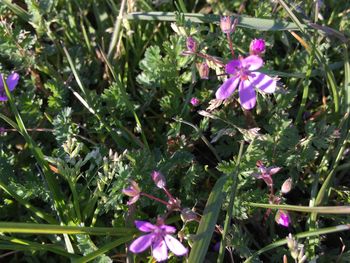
[163,187,175,200]
[226,33,235,58]
[140,192,169,206]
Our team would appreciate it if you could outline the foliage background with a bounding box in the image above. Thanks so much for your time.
[0,0,349,262]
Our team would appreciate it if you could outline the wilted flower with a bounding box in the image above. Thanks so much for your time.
[220,16,233,34]
[129,219,188,262]
[215,55,277,110]
[249,39,266,56]
[190,97,200,106]
[151,170,166,189]
[275,210,291,227]
[186,37,197,53]
[122,180,141,205]
[0,72,19,101]
[196,62,209,79]
[252,160,281,187]
[281,178,293,194]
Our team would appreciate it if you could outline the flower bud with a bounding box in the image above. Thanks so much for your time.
[281,178,292,194]
[275,210,291,227]
[249,39,266,56]
[220,16,232,34]
[190,97,200,106]
[196,62,209,79]
[181,208,198,222]
[151,170,166,189]
[122,180,141,205]
[186,37,197,53]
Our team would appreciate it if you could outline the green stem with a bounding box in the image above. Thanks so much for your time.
[247,203,350,214]
[107,0,127,59]
[217,141,245,263]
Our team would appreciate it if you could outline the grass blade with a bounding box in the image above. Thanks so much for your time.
[188,175,227,263]
[0,222,135,236]
[126,12,300,31]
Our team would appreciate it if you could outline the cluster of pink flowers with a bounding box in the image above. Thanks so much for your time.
[123,171,189,262]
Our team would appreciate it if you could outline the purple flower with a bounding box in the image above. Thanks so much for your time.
[215,55,277,110]
[0,72,19,101]
[275,210,291,227]
[186,37,197,53]
[252,161,281,187]
[122,180,141,205]
[129,219,188,262]
[249,39,266,56]
[220,16,233,34]
[190,97,200,106]
[151,170,166,189]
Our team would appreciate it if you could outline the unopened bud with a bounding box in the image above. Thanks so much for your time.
[281,178,292,194]
[196,62,209,79]
[181,208,198,222]
[275,210,291,227]
[249,38,266,56]
[220,16,233,34]
[151,170,166,188]
[186,37,197,53]
[190,97,200,106]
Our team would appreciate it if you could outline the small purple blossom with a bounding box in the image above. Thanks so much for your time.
[249,39,266,56]
[190,97,200,106]
[129,219,188,262]
[151,170,166,189]
[186,37,197,53]
[275,210,291,227]
[215,55,277,110]
[0,72,19,101]
[220,16,233,34]
[252,161,281,187]
[122,180,141,205]
[196,62,209,79]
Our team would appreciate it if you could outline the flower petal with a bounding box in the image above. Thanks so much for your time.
[164,235,188,256]
[225,59,241,74]
[239,80,256,110]
[152,238,168,262]
[129,233,153,253]
[242,55,263,71]
[249,72,276,93]
[160,224,176,234]
[215,76,240,100]
[127,195,140,205]
[7,73,19,91]
[134,220,157,232]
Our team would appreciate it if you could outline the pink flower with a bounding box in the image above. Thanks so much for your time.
[0,72,19,101]
[122,180,141,205]
[129,219,188,262]
[249,39,266,56]
[275,210,291,227]
[190,97,200,106]
[220,16,233,34]
[215,55,277,110]
[151,171,166,189]
[252,161,281,187]
[186,37,197,53]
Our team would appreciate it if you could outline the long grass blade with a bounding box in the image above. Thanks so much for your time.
[188,175,227,263]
